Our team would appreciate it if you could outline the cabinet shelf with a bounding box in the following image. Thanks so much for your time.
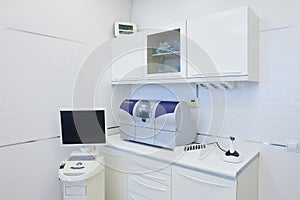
[151,51,180,57]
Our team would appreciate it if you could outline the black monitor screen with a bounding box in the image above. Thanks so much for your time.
[60,110,106,145]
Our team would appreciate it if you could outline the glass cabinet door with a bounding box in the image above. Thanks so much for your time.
[145,21,186,79]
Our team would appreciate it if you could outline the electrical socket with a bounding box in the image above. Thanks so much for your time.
[184,143,206,152]
[188,99,198,108]
[286,140,300,152]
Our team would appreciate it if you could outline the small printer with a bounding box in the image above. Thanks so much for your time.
[119,99,196,149]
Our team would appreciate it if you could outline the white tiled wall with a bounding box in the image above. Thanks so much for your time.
[0,0,132,199]
[0,28,89,146]
[131,1,300,199]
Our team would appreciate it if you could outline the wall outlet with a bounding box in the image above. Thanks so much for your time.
[188,99,198,108]
[286,140,299,152]
[184,143,206,152]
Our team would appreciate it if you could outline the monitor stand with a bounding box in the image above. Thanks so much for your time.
[78,146,99,156]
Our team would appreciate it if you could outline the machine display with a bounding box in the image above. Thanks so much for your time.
[60,110,106,146]
[119,99,197,149]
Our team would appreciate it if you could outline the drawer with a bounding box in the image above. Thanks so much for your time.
[128,174,171,200]
[128,190,150,200]
[102,147,127,159]
[127,154,171,175]
[128,160,171,186]
[172,165,236,200]
[65,186,86,196]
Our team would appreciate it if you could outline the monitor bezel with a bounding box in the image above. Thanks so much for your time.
[59,108,107,147]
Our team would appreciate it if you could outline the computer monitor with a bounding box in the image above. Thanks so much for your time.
[60,109,106,146]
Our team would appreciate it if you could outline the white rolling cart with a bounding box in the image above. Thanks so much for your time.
[58,151,104,200]
[58,109,107,200]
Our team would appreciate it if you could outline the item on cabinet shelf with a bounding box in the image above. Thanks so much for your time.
[114,21,137,37]
[223,136,242,163]
[153,40,180,55]
[146,22,186,78]
[156,42,171,53]
[198,82,236,90]
[172,40,180,51]
[119,99,197,149]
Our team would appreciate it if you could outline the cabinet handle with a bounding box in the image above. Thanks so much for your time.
[178,172,229,188]
[102,150,123,158]
[128,161,167,181]
[142,173,166,181]
[130,194,137,200]
[129,159,161,170]
[190,71,242,76]
[130,176,167,191]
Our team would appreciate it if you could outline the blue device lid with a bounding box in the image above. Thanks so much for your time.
[120,99,138,116]
[155,101,179,118]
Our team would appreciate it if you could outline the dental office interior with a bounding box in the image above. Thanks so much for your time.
[1,0,300,200]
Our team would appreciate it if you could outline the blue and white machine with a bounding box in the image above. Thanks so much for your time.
[119,99,196,149]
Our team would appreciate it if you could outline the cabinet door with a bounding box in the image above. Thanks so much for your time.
[112,32,144,82]
[103,147,128,200]
[172,165,236,200]
[144,21,187,79]
[187,6,253,79]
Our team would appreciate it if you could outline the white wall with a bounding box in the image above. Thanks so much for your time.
[131,0,300,200]
[0,0,132,44]
[0,0,132,199]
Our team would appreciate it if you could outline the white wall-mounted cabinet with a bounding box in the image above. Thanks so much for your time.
[111,6,259,85]
[111,22,187,84]
[187,6,259,82]
[111,32,144,83]
[144,21,187,79]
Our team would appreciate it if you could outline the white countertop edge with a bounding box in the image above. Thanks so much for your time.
[104,134,260,179]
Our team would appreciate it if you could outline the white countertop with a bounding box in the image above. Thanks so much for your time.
[105,134,259,179]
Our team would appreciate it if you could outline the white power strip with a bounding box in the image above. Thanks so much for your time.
[184,143,206,152]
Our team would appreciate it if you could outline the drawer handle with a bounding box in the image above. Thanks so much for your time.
[130,194,137,200]
[130,176,167,191]
[102,150,123,158]
[129,159,164,170]
[178,173,229,188]
[129,163,168,181]
[142,173,166,181]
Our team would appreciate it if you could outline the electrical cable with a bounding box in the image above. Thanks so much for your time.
[207,142,227,152]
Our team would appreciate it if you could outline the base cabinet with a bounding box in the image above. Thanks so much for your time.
[172,166,236,200]
[103,147,128,200]
[103,146,258,200]
[127,154,171,200]
[172,158,258,200]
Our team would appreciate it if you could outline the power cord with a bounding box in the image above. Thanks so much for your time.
[207,142,227,152]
